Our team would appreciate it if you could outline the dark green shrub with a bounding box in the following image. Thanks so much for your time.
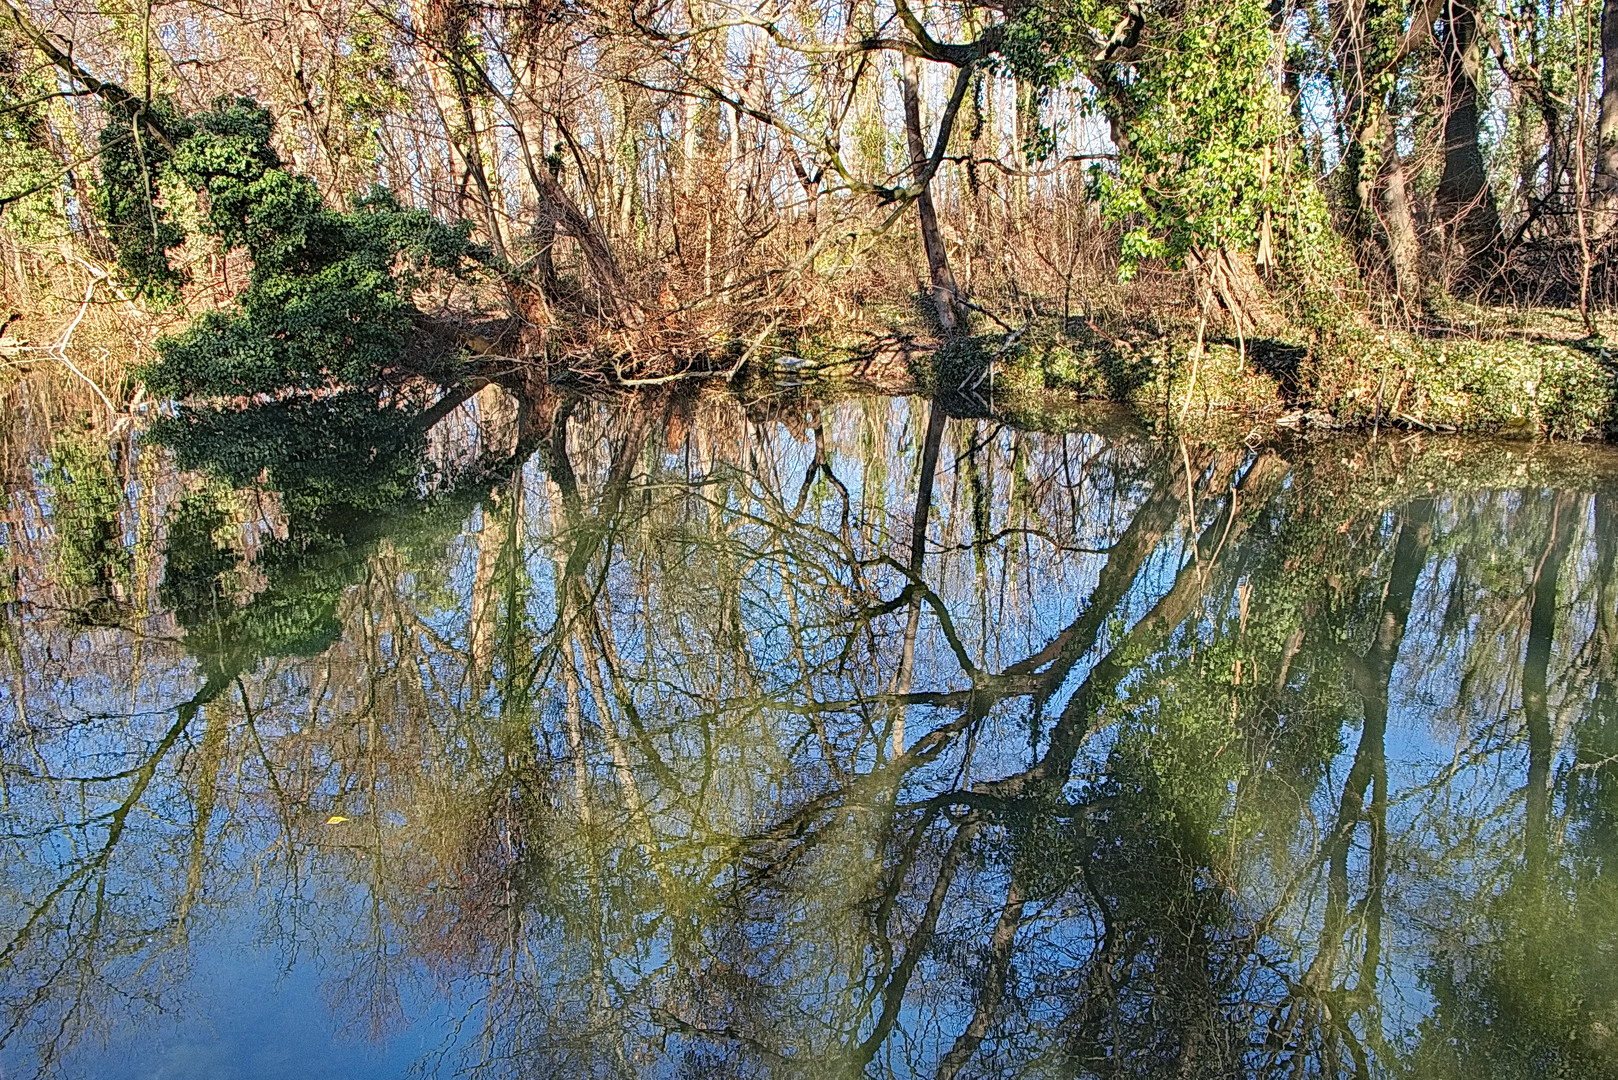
[101,97,484,397]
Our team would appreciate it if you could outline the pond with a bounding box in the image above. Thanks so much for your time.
[2,384,1618,1079]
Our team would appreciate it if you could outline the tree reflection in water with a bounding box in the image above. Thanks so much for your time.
[3,385,1618,1079]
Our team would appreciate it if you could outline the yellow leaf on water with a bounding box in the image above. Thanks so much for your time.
[325,815,350,825]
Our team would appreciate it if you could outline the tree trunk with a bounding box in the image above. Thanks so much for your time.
[890,399,946,756]
[1524,491,1576,878]
[504,64,635,321]
[1434,0,1504,285]
[1332,0,1385,261]
[1380,117,1425,301]
[507,78,559,295]
[1331,0,1425,303]
[1594,0,1618,230]
[407,0,508,263]
[900,54,964,334]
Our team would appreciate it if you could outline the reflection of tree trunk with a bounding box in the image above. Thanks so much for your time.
[544,403,667,879]
[1307,499,1431,1005]
[1003,446,1215,709]
[991,454,1289,797]
[845,819,977,1074]
[3,677,223,965]
[935,880,1024,1080]
[1597,494,1618,657]
[468,497,507,689]
[1573,494,1618,861]
[1525,491,1576,876]
[892,400,948,756]
[176,697,229,935]
[900,56,963,334]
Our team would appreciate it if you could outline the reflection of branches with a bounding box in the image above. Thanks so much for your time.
[11,392,1618,1080]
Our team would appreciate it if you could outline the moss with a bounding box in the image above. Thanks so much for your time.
[908,334,994,395]
[1306,329,1614,438]
[783,303,1618,440]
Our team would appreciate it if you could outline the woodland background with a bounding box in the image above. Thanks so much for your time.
[3,0,1618,417]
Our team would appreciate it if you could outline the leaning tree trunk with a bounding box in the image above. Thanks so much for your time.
[900,54,966,335]
[1434,0,1504,287]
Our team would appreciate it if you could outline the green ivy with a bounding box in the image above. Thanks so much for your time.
[44,430,130,591]
[100,97,483,397]
[92,97,193,302]
[0,42,72,242]
[1001,0,1340,283]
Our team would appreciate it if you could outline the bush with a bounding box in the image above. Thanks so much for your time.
[105,97,484,397]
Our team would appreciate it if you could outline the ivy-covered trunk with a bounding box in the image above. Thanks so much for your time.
[1331,0,1424,300]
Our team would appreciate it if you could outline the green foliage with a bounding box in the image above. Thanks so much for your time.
[1001,0,1339,284]
[1101,1,1316,278]
[0,41,70,241]
[322,13,409,181]
[92,97,194,302]
[44,429,130,591]
[101,97,482,397]
[992,319,1159,401]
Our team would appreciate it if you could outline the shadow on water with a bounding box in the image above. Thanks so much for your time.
[4,381,1618,1078]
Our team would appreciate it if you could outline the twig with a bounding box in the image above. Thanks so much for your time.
[1181,281,1211,423]
[49,269,119,415]
[959,319,1029,394]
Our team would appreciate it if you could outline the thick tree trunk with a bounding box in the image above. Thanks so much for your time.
[1434,0,1504,285]
[1380,118,1425,300]
[900,54,964,334]
[1594,0,1618,230]
[408,0,507,263]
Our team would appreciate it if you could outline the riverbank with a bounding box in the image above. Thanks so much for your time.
[3,252,1614,442]
[780,304,1617,441]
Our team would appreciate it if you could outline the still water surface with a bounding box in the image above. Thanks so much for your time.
[3,386,1618,1078]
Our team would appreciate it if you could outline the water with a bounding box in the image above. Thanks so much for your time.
[4,385,1618,1078]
